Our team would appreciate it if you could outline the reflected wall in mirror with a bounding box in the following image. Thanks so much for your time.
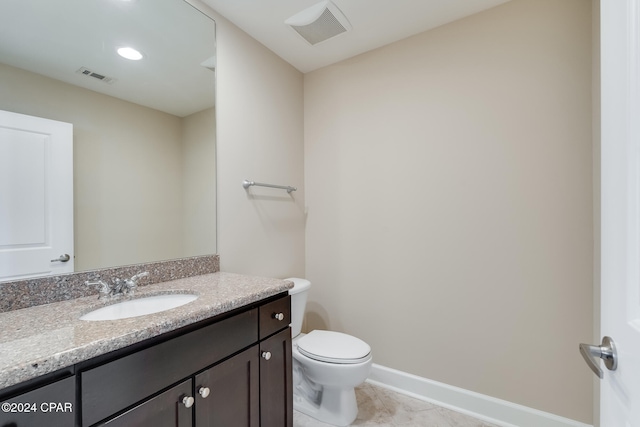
[0,0,217,279]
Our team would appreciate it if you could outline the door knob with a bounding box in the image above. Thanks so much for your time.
[51,254,71,262]
[579,336,617,379]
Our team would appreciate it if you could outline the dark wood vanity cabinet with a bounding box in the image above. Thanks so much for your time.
[81,308,259,426]
[81,292,291,427]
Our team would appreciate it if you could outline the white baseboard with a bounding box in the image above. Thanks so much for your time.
[367,364,592,427]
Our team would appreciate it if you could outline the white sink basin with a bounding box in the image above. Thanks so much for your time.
[80,294,198,321]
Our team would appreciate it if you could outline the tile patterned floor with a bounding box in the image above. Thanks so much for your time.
[293,382,501,427]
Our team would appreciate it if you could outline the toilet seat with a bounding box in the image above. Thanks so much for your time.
[296,330,371,364]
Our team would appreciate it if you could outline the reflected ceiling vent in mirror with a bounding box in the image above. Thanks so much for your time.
[75,67,117,85]
[285,1,352,46]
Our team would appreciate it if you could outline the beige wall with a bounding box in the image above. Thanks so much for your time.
[304,0,593,423]
[0,62,216,271]
[190,0,306,278]
[182,107,217,256]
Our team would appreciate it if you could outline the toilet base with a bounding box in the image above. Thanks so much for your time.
[291,332,372,426]
[293,385,358,427]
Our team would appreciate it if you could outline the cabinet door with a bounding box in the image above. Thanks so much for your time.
[0,376,75,427]
[195,346,259,427]
[260,328,293,427]
[98,379,192,427]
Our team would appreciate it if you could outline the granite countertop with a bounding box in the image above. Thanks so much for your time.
[0,272,293,390]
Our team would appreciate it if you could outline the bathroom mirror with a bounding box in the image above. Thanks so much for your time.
[0,0,216,278]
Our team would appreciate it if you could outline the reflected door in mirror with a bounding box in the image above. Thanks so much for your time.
[0,110,74,281]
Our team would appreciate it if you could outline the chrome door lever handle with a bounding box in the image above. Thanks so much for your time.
[579,336,617,379]
[51,254,71,263]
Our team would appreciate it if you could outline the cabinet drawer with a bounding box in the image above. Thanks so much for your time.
[259,295,291,339]
[82,308,258,426]
[97,379,192,427]
[0,376,75,427]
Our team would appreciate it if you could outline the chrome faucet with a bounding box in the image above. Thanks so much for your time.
[86,271,150,299]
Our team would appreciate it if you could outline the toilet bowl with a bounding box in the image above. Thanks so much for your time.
[287,278,372,427]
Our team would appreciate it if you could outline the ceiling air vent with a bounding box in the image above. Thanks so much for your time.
[285,1,352,46]
[76,67,117,85]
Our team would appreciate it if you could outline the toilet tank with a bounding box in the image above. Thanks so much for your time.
[285,277,311,338]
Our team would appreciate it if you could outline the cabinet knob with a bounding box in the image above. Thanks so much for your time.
[262,351,272,360]
[273,312,285,321]
[198,386,211,398]
[182,395,195,408]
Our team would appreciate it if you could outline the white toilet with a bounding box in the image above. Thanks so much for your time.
[287,278,372,427]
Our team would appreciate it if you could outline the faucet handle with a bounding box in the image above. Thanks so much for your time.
[124,271,149,291]
[86,280,111,298]
[130,271,149,283]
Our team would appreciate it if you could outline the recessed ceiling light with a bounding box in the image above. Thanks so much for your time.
[117,47,144,60]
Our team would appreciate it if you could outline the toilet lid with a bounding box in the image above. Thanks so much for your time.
[296,330,371,364]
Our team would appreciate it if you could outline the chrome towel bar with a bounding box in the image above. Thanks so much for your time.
[242,179,297,193]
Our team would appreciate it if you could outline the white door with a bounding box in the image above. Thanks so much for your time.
[0,110,74,281]
[597,1,640,425]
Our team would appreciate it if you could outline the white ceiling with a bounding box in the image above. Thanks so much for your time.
[1,0,510,115]
[0,0,216,117]
[202,0,511,73]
